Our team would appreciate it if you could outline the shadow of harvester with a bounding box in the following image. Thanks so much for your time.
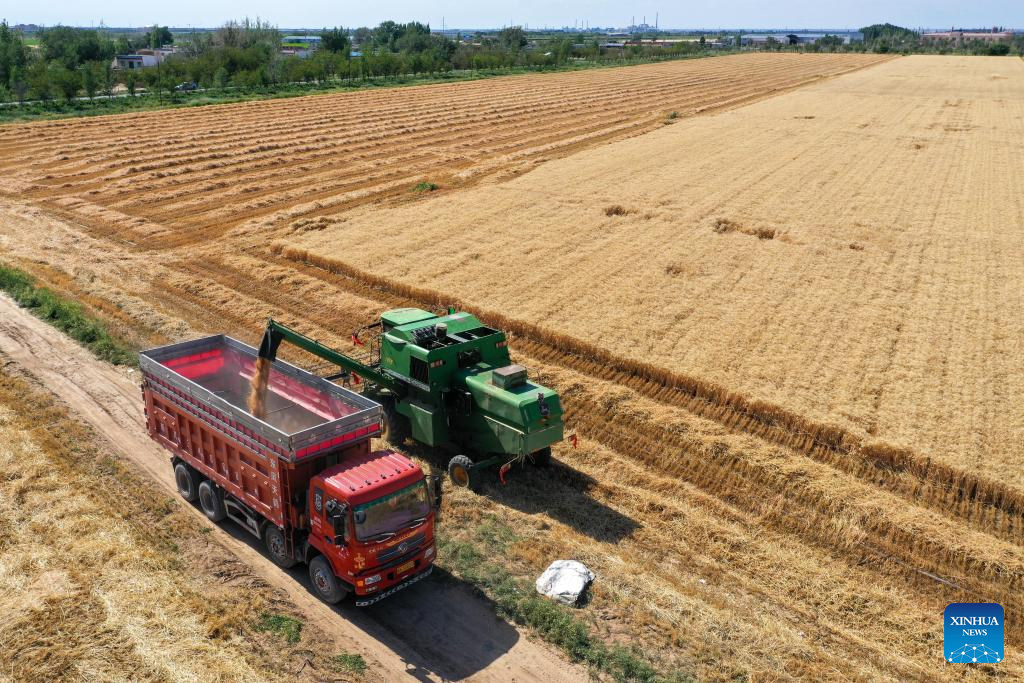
[476,459,641,544]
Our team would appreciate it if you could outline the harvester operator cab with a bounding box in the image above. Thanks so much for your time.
[377,308,512,392]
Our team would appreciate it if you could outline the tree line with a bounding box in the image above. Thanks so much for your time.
[0,19,715,108]
[858,23,1021,55]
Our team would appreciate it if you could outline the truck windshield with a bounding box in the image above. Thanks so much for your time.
[353,481,430,542]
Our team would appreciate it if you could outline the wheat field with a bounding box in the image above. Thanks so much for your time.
[0,53,1021,680]
[291,55,1024,489]
[0,53,887,249]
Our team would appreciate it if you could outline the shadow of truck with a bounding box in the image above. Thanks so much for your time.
[219,520,520,681]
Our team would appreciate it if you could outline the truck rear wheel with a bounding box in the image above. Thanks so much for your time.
[448,455,480,491]
[528,447,552,468]
[382,398,410,447]
[198,480,227,522]
[309,555,348,604]
[174,462,199,503]
[263,525,297,569]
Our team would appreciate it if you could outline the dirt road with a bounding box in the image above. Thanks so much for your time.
[0,292,586,683]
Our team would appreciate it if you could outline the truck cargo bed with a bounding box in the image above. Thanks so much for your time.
[140,335,381,460]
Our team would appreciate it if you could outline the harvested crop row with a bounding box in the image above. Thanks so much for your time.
[0,53,879,157]
[0,53,890,249]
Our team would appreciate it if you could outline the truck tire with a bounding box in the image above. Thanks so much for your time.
[174,462,200,503]
[382,398,410,447]
[528,447,552,468]
[263,525,297,569]
[309,555,348,604]
[198,480,227,522]
[448,455,480,491]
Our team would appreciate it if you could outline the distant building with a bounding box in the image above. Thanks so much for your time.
[742,31,864,46]
[283,35,322,45]
[922,29,1015,44]
[112,48,175,70]
[113,54,159,69]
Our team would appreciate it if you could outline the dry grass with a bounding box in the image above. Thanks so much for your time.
[0,368,359,682]
[1,53,1020,681]
[0,53,888,250]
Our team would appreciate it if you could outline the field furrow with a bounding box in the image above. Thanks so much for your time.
[0,53,890,249]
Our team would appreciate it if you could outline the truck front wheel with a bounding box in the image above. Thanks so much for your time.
[448,455,480,491]
[263,525,297,569]
[174,462,199,503]
[198,480,227,522]
[309,555,348,604]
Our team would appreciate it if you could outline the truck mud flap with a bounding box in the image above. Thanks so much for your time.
[355,565,433,607]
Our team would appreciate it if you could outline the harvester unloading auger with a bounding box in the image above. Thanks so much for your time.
[257,308,564,490]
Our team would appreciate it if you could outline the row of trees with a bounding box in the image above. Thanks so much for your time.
[858,24,1021,55]
[743,24,1021,55]
[1,18,724,107]
[0,21,177,104]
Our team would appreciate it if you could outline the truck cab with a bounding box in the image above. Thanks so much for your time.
[307,449,438,606]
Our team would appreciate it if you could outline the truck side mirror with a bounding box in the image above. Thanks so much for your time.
[330,503,349,544]
[430,475,442,512]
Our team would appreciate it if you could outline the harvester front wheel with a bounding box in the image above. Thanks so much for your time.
[382,399,410,447]
[528,447,552,468]
[174,462,199,503]
[448,455,480,491]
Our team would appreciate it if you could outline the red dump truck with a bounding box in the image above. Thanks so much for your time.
[139,335,439,606]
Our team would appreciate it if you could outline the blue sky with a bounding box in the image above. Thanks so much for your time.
[3,1,1022,30]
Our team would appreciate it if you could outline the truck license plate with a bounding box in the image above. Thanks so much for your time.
[398,561,415,575]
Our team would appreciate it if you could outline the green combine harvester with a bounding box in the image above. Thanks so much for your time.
[257,308,564,490]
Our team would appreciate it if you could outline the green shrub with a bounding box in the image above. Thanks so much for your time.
[256,612,303,644]
[0,265,135,366]
[413,181,439,193]
[330,652,368,676]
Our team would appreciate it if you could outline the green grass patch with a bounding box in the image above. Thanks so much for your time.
[329,652,368,676]
[413,181,438,193]
[256,612,303,644]
[0,265,136,366]
[438,515,686,682]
